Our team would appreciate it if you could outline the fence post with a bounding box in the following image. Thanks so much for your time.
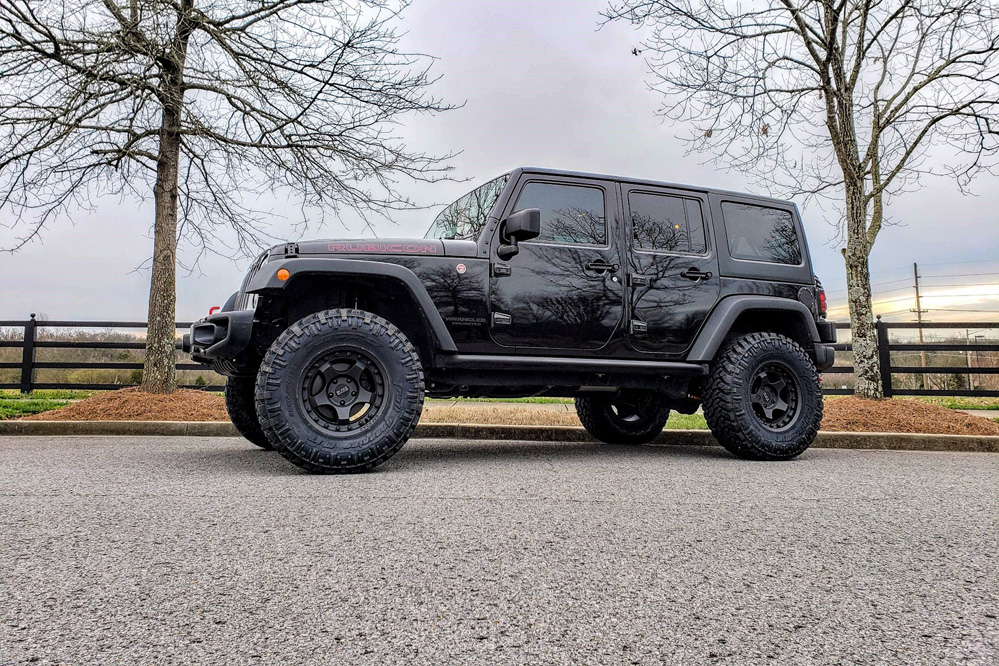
[875,315,893,398]
[19,313,37,394]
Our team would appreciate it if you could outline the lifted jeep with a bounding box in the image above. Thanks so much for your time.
[185,167,836,473]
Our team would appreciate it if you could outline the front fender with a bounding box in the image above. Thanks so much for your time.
[245,257,458,352]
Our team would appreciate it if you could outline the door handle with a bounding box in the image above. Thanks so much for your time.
[585,260,619,274]
[680,267,712,281]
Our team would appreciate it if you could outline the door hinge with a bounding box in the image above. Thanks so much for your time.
[629,274,648,287]
[283,242,299,258]
[493,312,512,326]
[630,320,648,335]
[492,263,512,277]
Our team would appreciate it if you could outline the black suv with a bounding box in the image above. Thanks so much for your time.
[185,167,836,473]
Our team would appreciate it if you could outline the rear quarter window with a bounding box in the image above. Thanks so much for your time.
[722,202,802,265]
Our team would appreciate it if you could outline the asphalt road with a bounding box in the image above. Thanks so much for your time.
[1,437,997,665]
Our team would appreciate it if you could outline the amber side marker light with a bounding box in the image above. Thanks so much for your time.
[277,268,291,281]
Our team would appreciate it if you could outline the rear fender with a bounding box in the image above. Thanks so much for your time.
[687,296,820,362]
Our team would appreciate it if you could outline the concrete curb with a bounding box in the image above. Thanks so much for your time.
[1,420,997,452]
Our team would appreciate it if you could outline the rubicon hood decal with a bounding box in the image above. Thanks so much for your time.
[327,241,440,254]
[289,238,444,255]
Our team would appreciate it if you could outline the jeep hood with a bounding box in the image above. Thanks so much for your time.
[285,238,478,258]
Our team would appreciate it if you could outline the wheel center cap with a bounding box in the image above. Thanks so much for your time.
[329,377,357,404]
[762,387,775,405]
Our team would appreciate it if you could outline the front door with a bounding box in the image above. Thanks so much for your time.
[489,177,624,350]
[623,185,720,356]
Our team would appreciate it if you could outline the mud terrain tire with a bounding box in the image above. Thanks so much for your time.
[255,309,424,473]
[702,332,822,460]
[225,377,273,449]
[575,392,671,445]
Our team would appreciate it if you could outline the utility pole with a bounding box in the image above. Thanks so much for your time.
[911,263,929,389]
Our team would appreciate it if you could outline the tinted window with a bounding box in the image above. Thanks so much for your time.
[629,192,707,254]
[513,182,605,245]
[722,202,802,265]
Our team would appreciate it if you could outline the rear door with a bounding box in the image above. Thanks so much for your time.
[489,176,624,350]
[622,185,720,355]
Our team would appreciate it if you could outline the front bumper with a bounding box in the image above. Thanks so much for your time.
[182,309,254,362]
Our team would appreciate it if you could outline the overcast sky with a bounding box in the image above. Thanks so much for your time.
[2,0,998,323]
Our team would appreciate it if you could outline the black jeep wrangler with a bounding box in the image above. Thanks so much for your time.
[185,167,836,473]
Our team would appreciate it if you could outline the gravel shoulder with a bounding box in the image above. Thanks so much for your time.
[2,436,997,665]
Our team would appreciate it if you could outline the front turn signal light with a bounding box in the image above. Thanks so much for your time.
[277,268,291,281]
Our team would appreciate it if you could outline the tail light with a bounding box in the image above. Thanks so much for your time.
[817,287,827,318]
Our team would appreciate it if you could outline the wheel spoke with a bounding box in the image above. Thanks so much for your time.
[319,364,340,386]
[345,362,366,383]
[771,397,789,415]
[355,388,373,405]
[313,392,334,408]
[333,404,354,421]
[770,377,787,393]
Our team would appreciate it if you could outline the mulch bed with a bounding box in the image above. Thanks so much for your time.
[24,387,229,422]
[821,396,999,436]
[20,389,999,436]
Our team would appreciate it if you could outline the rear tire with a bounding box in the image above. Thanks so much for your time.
[702,332,822,460]
[255,309,424,474]
[225,377,272,449]
[575,391,671,445]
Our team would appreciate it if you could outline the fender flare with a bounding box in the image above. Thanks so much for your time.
[687,295,819,362]
[245,257,458,352]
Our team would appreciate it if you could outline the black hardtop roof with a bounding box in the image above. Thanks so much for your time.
[514,166,794,208]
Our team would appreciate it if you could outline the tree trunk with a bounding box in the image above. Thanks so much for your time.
[141,105,182,394]
[843,182,883,399]
[140,8,192,395]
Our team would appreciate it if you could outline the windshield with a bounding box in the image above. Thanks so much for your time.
[425,173,509,240]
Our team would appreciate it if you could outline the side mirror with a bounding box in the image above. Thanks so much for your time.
[496,208,541,260]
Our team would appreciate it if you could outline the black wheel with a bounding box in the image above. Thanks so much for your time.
[255,309,425,474]
[225,377,273,449]
[702,332,822,460]
[575,391,671,445]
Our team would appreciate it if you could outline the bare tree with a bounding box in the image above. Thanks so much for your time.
[0,0,453,393]
[605,0,999,398]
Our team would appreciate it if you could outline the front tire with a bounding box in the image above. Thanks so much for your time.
[225,377,272,449]
[575,391,671,445]
[255,309,425,474]
[702,332,822,460]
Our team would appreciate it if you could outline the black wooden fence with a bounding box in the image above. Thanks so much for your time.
[0,314,224,392]
[2,314,999,397]
[823,317,999,398]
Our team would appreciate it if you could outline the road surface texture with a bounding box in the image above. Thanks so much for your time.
[1,436,996,665]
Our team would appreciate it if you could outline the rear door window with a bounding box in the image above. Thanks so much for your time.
[628,191,707,254]
[722,202,802,265]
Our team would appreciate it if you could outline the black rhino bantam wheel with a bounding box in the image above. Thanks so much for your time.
[225,377,273,449]
[255,309,424,474]
[575,391,671,445]
[702,332,822,460]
